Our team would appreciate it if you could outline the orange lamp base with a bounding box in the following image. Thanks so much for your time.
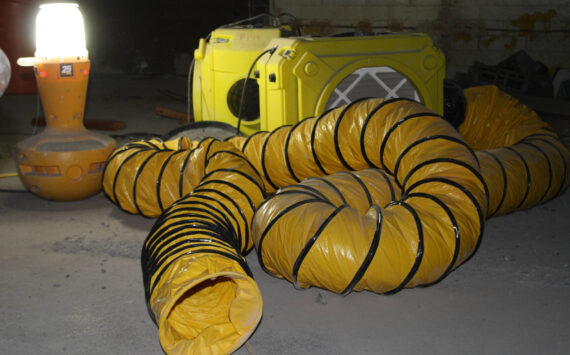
[15,59,116,201]
[16,132,115,201]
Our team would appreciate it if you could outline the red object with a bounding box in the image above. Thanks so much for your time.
[0,0,38,94]
[39,70,47,78]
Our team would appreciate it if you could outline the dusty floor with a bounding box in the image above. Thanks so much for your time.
[1,74,569,355]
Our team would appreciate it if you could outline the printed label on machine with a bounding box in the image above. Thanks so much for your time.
[60,63,74,77]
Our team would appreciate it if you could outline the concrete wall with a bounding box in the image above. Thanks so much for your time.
[270,0,570,79]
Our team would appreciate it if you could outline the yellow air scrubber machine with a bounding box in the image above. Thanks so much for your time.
[192,23,445,135]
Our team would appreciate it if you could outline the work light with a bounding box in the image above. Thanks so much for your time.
[16,3,115,201]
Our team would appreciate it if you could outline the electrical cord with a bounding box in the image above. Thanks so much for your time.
[278,12,302,36]
[0,173,17,178]
[31,90,41,135]
[186,57,195,125]
[0,173,28,193]
[187,13,299,134]
[220,13,278,28]
[187,32,211,125]
[236,46,277,136]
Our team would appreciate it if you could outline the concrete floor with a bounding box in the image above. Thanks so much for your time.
[1,74,569,355]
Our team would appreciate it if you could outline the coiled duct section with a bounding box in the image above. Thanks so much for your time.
[103,138,266,354]
[237,97,489,295]
[102,85,569,354]
[459,86,569,217]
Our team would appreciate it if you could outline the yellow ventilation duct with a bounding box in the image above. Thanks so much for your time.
[103,86,569,354]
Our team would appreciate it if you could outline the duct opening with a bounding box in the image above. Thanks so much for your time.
[159,272,262,354]
[227,78,259,121]
[443,79,466,128]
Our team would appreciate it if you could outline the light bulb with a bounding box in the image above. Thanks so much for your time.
[35,3,88,59]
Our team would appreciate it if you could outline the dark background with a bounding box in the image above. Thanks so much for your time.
[0,0,269,76]
[77,0,269,74]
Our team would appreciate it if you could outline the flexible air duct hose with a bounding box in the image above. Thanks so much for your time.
[104,138,266,354]
[239,97,488,294]
[249,88,568,293]
[102,85,569,354]
[460,86,569,216]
